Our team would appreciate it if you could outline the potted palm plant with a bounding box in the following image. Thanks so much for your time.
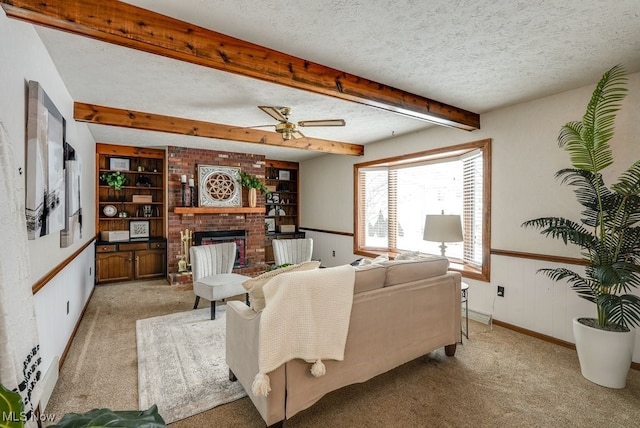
[522,64,640,388]
[239,171,270,208]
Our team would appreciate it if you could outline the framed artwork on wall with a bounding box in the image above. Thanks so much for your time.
[25,80,66,240]
[109,157,130,171]
[60,141,82,248]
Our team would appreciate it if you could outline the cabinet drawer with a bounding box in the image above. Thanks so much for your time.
[149,241,166,249]
[119,242,149,251]
[96,244,117,253]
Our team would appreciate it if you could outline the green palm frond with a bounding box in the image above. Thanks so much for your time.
[558,64,627,174]
[522,217,596,248]
[611,160,640,196]
[556,168,608,227]
[599,294,640,328]
[538,268,597,303]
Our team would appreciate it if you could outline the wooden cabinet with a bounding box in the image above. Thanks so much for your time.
[264,160,299,233]
[263,160,303,266]
[95,144,167,284]
[96,240,166,283]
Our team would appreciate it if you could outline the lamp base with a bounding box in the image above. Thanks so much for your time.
[439,242,447,257]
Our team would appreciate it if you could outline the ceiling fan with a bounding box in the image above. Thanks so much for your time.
[253,106,346,140]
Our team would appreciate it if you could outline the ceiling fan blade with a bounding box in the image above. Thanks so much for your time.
[245,124,276,129]
[292,130,306,139]
[258,106,288,122]
[298,119,346,127]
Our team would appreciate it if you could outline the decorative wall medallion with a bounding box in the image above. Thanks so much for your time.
[197,165,241,207]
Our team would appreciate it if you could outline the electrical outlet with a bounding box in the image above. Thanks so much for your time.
[332,250,336,257]
[497,285,505,297]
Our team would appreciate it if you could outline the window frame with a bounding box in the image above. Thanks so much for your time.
[353,138,491,281]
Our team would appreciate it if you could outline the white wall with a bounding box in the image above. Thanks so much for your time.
[1,11,97,384]
[300,71,640,362]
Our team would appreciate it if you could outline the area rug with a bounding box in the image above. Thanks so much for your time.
[136,305,247,423]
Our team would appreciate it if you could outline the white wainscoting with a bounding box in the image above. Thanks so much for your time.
[304,229,640,363]
[32,243,95,409]
[464,254,639,363]
[301,229,357,268]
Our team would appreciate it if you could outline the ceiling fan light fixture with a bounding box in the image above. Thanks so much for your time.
[275,122,297,133]
[257,105,346,140]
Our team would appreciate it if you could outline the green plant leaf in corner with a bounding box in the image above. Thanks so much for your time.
[0,384,24,428]
[49,405,166,428]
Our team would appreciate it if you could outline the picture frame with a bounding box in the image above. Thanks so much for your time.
[278,170,290,181]
[60,141,82,248]
[109,157,130,171]
[266,192,280,204]
[129,220,150,240]
[25,80,66,240]
[265,218,276,233]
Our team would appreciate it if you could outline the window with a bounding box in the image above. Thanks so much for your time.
[354,139,491,281]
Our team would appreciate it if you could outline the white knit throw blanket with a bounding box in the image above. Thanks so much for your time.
[0,122,42,427]
[251,265,355,397]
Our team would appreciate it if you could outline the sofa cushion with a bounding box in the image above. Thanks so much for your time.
[382,257,450,287]
[357,254,388,265]
[394,250,421,260]
[243,261,321,311]
[353,264,386,294]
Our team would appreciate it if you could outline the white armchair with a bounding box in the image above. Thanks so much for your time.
[272,238,313,266]
[190,242,250,319]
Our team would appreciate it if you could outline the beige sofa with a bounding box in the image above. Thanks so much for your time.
[225,256,462,427]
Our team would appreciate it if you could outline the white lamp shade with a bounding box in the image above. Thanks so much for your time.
[423,214,463,243]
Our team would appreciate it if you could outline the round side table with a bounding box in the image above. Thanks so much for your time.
[461,282,469,343]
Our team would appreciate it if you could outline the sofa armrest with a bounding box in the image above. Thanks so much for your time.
[225,301,286,426]
[226,301,260,377]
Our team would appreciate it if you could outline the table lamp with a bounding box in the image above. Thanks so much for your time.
[423,211,463,257]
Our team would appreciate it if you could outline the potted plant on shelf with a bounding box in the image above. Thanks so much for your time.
[100,171,128,190]
[239,171,270,208]
[522,64,640,388]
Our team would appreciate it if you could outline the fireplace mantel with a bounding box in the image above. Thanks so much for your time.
[173,207,264,215]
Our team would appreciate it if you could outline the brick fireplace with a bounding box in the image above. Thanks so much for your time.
[167,146,266,285]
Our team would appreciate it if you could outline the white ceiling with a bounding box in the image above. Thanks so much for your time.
[31,0,640,162]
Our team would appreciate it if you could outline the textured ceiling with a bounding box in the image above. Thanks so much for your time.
[31,0,640,161]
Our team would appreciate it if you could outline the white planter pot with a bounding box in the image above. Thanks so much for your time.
[573,317,635,389]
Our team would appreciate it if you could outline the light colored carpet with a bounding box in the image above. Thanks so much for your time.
[136,305,247,423]
[44,281,640,427]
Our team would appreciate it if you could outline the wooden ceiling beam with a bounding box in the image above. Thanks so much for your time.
[73,102,365,156]
[2,0,480,131]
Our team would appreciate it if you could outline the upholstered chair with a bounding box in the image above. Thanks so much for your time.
[190,242,250,320]
[272,238,314,266]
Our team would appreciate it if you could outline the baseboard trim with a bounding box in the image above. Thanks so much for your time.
[468,309,492,325]
[39,356,59,411]
[492,319,639,371]
[59,285,96,368]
